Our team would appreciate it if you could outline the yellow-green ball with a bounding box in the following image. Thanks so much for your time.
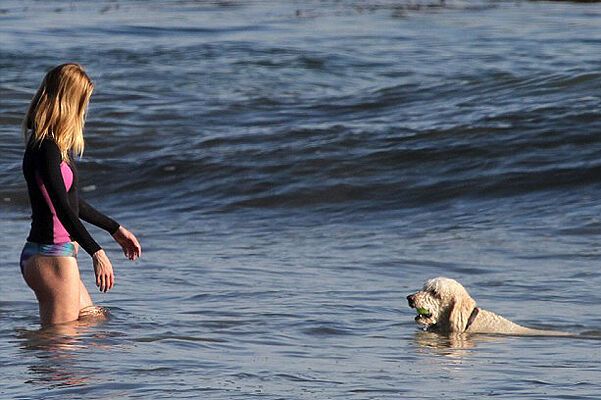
[416,307,430,315]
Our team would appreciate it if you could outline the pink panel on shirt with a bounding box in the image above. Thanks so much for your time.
[36,161,74,243]
[60,162,73,190]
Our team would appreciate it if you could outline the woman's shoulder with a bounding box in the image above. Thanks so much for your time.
[28,137,59,152]
[26,137,62,161]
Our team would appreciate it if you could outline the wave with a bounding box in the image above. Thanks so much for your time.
[2,1,601,215]
[4,121,601,214]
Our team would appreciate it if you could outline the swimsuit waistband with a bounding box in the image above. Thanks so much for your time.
[19,241,78,275]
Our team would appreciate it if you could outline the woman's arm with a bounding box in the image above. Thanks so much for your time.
[80,198,141,260]
[79,198,141,260]
[37,140,102,256]
[79,197,120,234]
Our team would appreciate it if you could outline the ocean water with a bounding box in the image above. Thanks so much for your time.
[2,0,601,398]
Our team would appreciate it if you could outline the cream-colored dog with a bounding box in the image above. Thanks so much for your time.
[407,277,569,336]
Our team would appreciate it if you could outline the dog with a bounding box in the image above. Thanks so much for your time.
[407,277,570,336]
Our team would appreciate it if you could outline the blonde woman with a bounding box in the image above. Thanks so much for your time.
[20,63,141,327]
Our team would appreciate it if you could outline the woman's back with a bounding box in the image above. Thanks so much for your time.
[23,138,80,246]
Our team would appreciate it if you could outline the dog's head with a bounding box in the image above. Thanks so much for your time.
[407,277,476,333]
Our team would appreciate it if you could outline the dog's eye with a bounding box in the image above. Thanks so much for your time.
[429,289,441,298]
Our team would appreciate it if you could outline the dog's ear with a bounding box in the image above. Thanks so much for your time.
[448,294,476,333]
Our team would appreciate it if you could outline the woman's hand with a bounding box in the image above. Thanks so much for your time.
[112,226,142,260]
[92,249,114,292]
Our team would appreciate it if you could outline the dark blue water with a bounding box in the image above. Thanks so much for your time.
[2,1,601,398]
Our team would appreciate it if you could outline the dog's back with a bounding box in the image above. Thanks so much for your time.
[466,308,571,337]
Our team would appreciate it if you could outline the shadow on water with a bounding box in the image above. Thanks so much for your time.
[15,315,112,388]
[578,330,601,339]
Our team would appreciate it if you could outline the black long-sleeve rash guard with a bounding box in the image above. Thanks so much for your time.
[23,138,120,256]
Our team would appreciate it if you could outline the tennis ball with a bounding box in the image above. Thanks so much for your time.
[416,307,430,315]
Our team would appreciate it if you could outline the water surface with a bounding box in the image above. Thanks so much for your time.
[1,1,601,398]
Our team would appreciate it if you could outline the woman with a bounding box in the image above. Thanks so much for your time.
[21,63,141,327]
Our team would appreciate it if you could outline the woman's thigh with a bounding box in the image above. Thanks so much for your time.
[72,243,95,310]
[22,255,82,326]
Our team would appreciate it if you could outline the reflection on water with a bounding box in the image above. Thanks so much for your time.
[412,330,511,356]
[413,330,475,356]
[17,317,110,388]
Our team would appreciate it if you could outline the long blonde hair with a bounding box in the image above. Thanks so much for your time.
[22,63,94,161]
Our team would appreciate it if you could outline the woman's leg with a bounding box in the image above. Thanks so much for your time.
[77,280,109,320]
[22,255,83,326]
[79,280,94,309]
[72,242,99,315]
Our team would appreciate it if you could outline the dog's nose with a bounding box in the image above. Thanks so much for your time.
[407,294,415,307]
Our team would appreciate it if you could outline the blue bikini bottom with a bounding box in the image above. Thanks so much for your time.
[19,242,78,275]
